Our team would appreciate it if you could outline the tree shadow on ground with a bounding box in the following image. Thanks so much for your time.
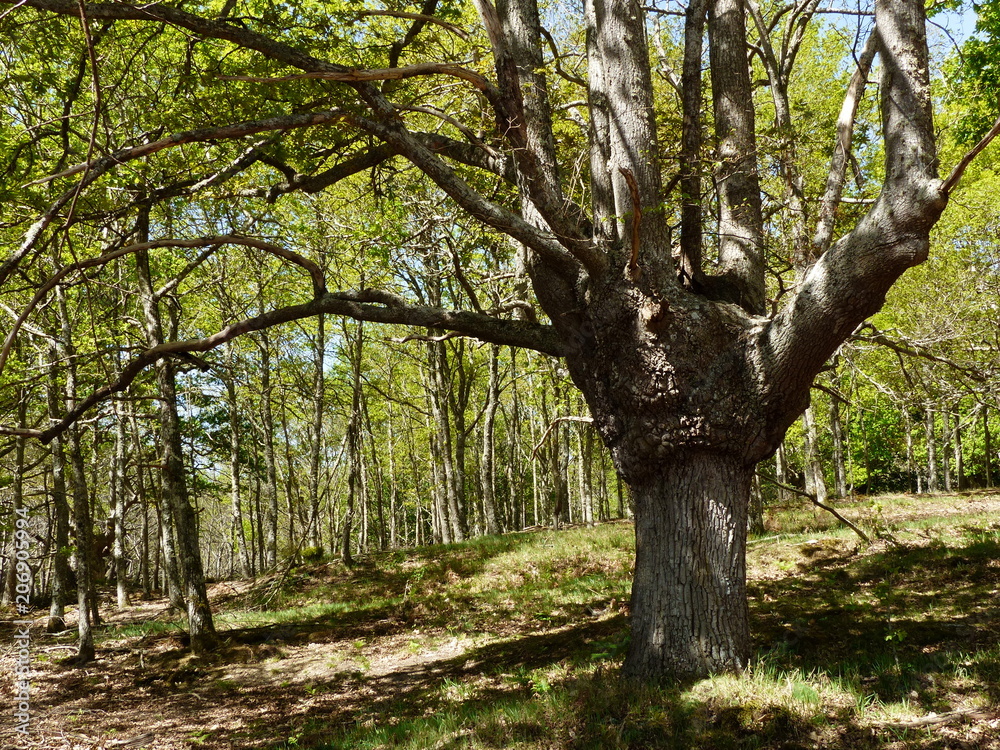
[750,534,1000,707]
[12,527,1000,749]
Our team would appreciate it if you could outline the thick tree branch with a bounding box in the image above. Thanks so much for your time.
[812,31,878,256]
[348,111,583,277]
[5,0,353,75]
[0,111,345,290]
[754,0,947,450]
[34,291,564,443]
[219,63,499,96]
[473,0,604,277]
[4,0,598,298]
[678,0,707,285]
[237,143,400,201]
[709,0,766,312]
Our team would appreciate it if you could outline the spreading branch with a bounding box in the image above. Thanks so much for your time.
[23,110,347,187]
[853,323,988,382]
[812,31,878,256]
[941,112,1000,195]
[0,236,326,381]
[352,10,468,39]
[25,290,563,443]
[219,63,497,95]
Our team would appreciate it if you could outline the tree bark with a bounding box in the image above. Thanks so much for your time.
[134,212,216,650]
[982,403,993,488]
[925,404,938,493]
[54,288,96,662]
[46,348,71,632]
[224,364,251,576]
[708,0,765,312]
[111,398,132,608]
[342,321,364,565]
[307,314,326,551]
[624,452,751,680]
[802,405,828,505]
[954,404,965,491]
[942,406,952,492]
[829,393,848,499]
[480,345,502,535]
[258,334,279,569]
[3,389,27,607]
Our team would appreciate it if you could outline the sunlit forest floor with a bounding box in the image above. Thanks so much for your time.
[4,492,1000,749]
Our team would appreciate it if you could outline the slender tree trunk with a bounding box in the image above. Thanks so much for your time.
[387,402,399,548]
[260,338,279,569]
[54,288,96,661]
[580,424,595,526]
[131,405,152,599]
[427,339,464,541]
[451,344,471,536]
[224,370,251,576]
[307,314,326,550]
[982,403,993,488]
[955,405,966,491]
[775,442,789,504]
[68,423,95,662]
[905,408,919,493]
[362,395,387,550]
[942,406,953,493]
[480,345,502,535]
[748,472,765,535]
[111,399,131,608]
[46,350,71,632]
[802,406,827,504]
[3,392,27,607]
[342,321,364,565]
[623,452,751,680]
[279,389,297,554]
[133,211,215,650]
[157,493,184,609]
[829,394,848,499]
[925,404,938,493]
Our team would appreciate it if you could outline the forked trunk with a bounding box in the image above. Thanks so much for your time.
[624,451,751,680]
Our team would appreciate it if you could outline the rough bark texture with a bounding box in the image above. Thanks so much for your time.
[626,452,751,679]
[708,0,765,311]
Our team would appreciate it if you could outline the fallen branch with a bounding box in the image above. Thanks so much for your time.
[757,474,871,544]
[883,707,997,729]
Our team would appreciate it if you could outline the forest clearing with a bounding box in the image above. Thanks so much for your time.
[3,492,1000,749]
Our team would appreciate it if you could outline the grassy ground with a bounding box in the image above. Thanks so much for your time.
[3,493,1000,749]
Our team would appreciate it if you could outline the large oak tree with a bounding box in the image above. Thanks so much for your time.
[0,0,985,679]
